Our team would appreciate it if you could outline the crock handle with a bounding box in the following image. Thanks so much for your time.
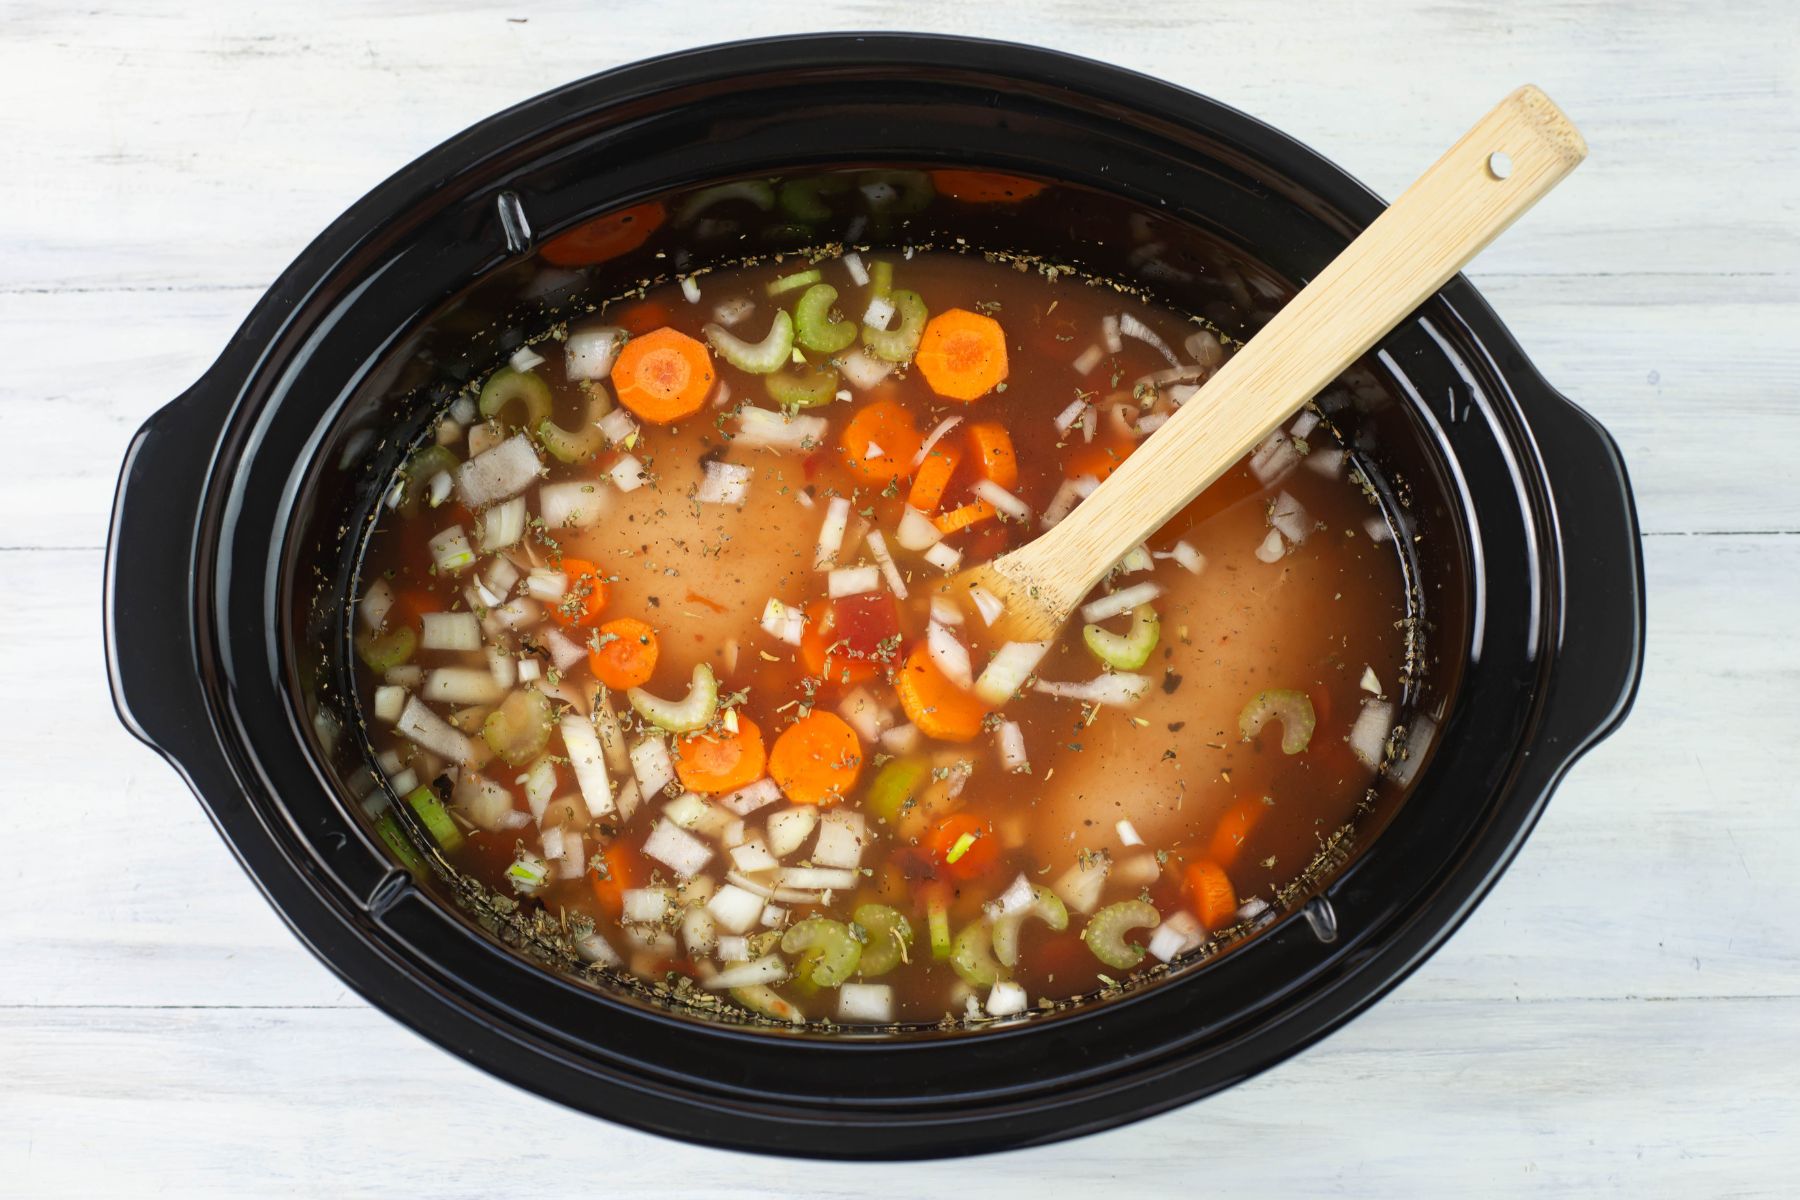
[1527,381,1646,760]
[105,378,228,758]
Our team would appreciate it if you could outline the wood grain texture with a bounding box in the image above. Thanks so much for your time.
[1,0,1796,1194]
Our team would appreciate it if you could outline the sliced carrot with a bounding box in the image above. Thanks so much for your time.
[589,840,641,919]
[895,642,987,742]
[610,298,672,337]
[799,599,878,686]
[540,201,666,267]
[925,812,999,880]
[1185,860,1238,930]
[929,170,1047,204]
[768,711,864,806]
[932,499,996,536]
[840,397,921,484]
[1065,438,1135,482]
[674,715,766,796]
[1207,797,1267,868]
[610,327,715,424]
[907,443,962,513]
[915,308,1009,402]
[547,557,609,628]
[965,421,1017,489]
[587,617,658,689]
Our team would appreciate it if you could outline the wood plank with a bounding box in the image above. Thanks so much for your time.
[5,533,1791,1008]
[1,996,1793,1195]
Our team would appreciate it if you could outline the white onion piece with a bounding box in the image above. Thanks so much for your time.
[985,981,1029,1017]
[524,568,569,603]
[865,530,908,599]
[704,954,787,989]
[575,929,621,966]
[1101,314,1122,354]
[539,825,565,864]
[730,836,780,873]
[1051,852,1110,915]
[838,983,894,1023]
[479,496,527,551]
[879,723,921,755]
[895,506,942,552]
[1255,528,1288,563]
[1118,312,1180,366]
[1157,540,1205,574]
[489,650,519,694]
[644,819,713,878]
[565,326,627,381]
[359,578,394,631]
[539,480,607,530]
[715,934,750,962]
[680,275,702,303]
[1117,544,1154,575]
[836,687,893,744]
[422,668,504,706]
[696,460,752,506]
[774,866,859,892]
[1249,430,1301,485]
[1361,667,1383,695]
[930,596,963,626]
[735,406,827,451]
[608,454,646,492]
[493,597,541,632]
[1136,412,1170,435]
[509,345,546,372]
[428,526,476,574]
[1079,405,1097,443]
[766,806,819,857]
[466,422,503,458]
[991,874,1037,917]
[561,714,615,819]
[598,407,638,447]
[712,882,774,931]
[426,470,454,508]
[842,252,869,286]
[384,665,424,689]
[923,542,961,572]
[544,627,586,672]
[815,496,851,569]
[1305,447,1346,478]
[839,348,893,390]
[1387,713,1437,787]
[1041,475,1098,528]
[968,585,1005,626]
[1080,581,1162,624]
[420,612,481,652]
[720,777,782,816]
[711,297,754,328]
[449,395,478,425]
[1072,344,1104,376]
[623,888,670,924]
[910,415,964,468]
[1269,490,1311,544]
[558,830,587,880]
[1291,410,1320,439]
[974,640,1052,706]
[996,720,1029,773]
[1032,673,1151,707]
[828,565,881,598]
[1364,513,1394,544]
[483,556,520,598]
[524,757,557,822]
[1053,396,1089,434]
[812,810,867,869]
[397,695,472,763]
[1116,819,1144,847]
[1348,700,1395,769]
[1148,911,1205,961]
[1185,328,1226,367]
[863,295,896,330]
[759,598,806,646]
[631,735,675,799]
[456,433,541,509]
[927,621,974,690]
[972,479,1030,523]
[372,685,407,724]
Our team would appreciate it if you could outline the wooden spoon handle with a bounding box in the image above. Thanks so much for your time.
[1015,85,1587,610]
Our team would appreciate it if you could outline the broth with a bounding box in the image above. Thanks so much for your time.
[352,246,1421,1027]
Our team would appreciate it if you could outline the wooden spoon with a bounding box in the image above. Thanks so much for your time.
[955,85,1587,642]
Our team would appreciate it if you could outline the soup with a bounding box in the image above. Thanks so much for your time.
[352,246,1420,1027]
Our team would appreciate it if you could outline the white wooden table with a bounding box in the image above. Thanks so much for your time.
[3,2,1795,1194]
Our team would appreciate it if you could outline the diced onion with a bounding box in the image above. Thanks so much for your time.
[543,627,586,672]
[524,568,568,603]
[1053,396,1089,434]
[631,735,675,798]
[1291,410,1320,439]
[372,685,407,723]
[923,542,962,572]
[774,866,859,891]
[927,621,974,689]
[575,929,621,965]
[1348,700,1395,769]
[815,496,851,569]
[359,578,395,631]
[1136,412,1169,435]
[1117,544,1154,575]
[1249,430,1301,485]
[1360,667,1383,695]
[1364,513,1394,544]
[696,460,752,506]
[397,695,472,763]
[1041,475,1098,528]
[1116,819,1144,847]
[483,557,520,598]
[866,530,908,599]
[707,884,769,934]
[996,720,1029,773]
[623,888,670,924]
[449,395,478,425]
[598,407,638,447]
[986,981,1029,1017]
[828,565,881,598]
[1118,312,1180,366]
[930,596,963,626]
[456,433,542,509]
[539,481,607,530]
[974,640,1052,706]
[1072,344,1104,375]
[1102,314,1123,354]
[972,479,1030,522]
[736,407,827,451]
[490,597,541,631]
[730,836,781,873]
[1269,490,1310,544]
[838,983,894,1023]
[1080,581,1162,624]
[712,297,754,328]
[842,252,869,286]
[968,585,1004,626]
[565,326,627,381]
[812,810,867,869]
[422,667,504,706]
[759,598,806,646]
[1255,528,1288,563]
[895,506,942,551]
[991,874,1037,917]
[704,953,787,989]
[910,415,964,468]
[420,612,481,652]
[863,295,896,330]
[1032,673,1151,707]
[680,276,702,304]
[1148,911,1205,961]
[879,723,921,754]
[427,471,454,508]
[644,818,713,878]
[1158,540,1205,574]
[609,454,646,492]
[479,495,527,551]
[1051,852,1110,915]
[1305,447,1347,478]
[836,687,893,744]
[720,777,782,816]
[509,345,546,372]
[561,714,615,819]
[428,526,476,574]
[839,348,893,390]
[766,806,819,857]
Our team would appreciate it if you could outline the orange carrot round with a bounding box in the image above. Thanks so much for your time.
[588,617,659,689]
[840,397,921,483]
[1208,797,1267,868]
[674,715,766,795]
[769,711,864,805]
[894,642,987,742]
[589,840,640,919]
[931,499,996,536]
[799,599,879,687]
[540,200,667,267]
[610,327,715,424]
[965,421,1017,488]
[548,558,609,628]
[1185,860,1238,930]
[915,309,1009,402]
[929,170,1047,204]
[907,443,962,513]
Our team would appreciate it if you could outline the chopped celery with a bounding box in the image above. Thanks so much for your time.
[862,289,928,363]
[767,267,823,297]
[951,920,1005,987]
[868,259,893,299]
[763,362,840,410]
[478,366,553,430]
[356,625,416,672]
[991,886,1070,968]
[746,929,783,958]
[928,899,952,960]
[1239,688,1317,754]
[405,784,464,852]
[373,810,426,875]
[674,179,775,225]
[792,283,858,354]
[1082,605,1161,670]
[482,688,553,766]
[864,756,928,825]
[852,904,913,977]
[781,917,863,987]
[398,444,460,515]
[538,390,610,463]
[704,311,794,374]
[777,175,851,222]
[628,663,719,733]
[731,984,805,1024]
[1082,899,1159,969]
